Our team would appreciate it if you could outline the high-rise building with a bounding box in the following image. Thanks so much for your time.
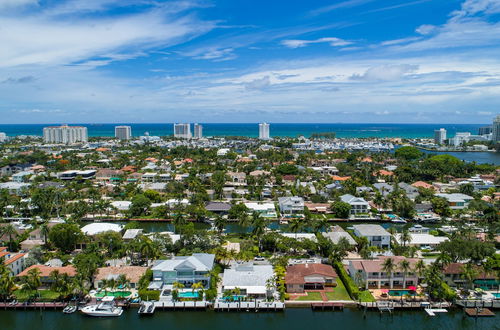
[0,132,6,143]
[259,122,270,140]
[43,125,88,144]
[193,123,203,139]
[478,126,492,135]
[174,123,191,139]
[115,126,132,140]
[434,128,446,145]
[493,115,500,143]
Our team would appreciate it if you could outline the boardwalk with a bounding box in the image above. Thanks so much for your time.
[0,302,67,310]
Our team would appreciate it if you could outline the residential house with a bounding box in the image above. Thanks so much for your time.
[151,253,215,289]
[94,266,148,289]
[17,264,76,285]
[322,226,356,245]
[352,224,391,248]
[221,262,275,299]
[244,202,277,218]
[278,197,304,215]
[205,202,232,215]
[348,256,420,289]
[393,233,448,249]
[340,194,370,215]
[0,247,26,275]
[435,193,474,209]
[285,263,337,293]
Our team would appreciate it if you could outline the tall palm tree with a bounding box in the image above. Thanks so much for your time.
[0,264,15,301]
[289,219,303,239]
[381,258,396,289]
[214,215,226,235]
[1,224,17,251]
[414,259,426,279]
[173,213,187,233]
[399,260,411,288]
[399,229,412,248]
[117,274,130,290]
[461,263,478,291]
[251,212,266,251]
[40,223,50,246]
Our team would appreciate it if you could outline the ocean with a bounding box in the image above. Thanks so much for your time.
[0,123,488,139]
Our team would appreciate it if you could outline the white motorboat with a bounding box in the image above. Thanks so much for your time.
[81,296,123,317]
[63,305,77,314]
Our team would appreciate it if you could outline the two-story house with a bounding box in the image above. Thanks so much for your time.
[348,256,420,289]
[278,197,304,215]
[352,224,391,249]
[0,247,26,275]
[151,253,215,290]
[340,194,370,215]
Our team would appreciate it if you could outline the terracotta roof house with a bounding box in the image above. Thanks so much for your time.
[94,266,148,289]
[285,263,337,293]
[443,263,498,289]
[17,264,75,285]
[412,181,435,190]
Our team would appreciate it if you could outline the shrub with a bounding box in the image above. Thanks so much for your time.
[138,290,160,301]
[333,261,359,300]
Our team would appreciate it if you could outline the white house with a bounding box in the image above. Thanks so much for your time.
[221,262,275,299]
[352,224,391,249]
[340,194,370,215]
[435,193,474,209]
[278,197,304,215]
[394,233,448,249]
[244,202,277,218]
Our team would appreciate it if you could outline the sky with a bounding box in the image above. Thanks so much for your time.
[0,0,500,124]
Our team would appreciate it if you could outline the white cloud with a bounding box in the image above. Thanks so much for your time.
[244,76,271,91]
[281,37,352,48]
[350,64,419,81]
[415,24,436,35]
[0,0,38,10]
[0,3,215,67]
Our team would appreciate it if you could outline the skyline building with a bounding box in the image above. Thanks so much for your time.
[478,126,492,135]
[115,126,132,140]
[193,123,203,139]
[434,128,446,145]
[0,132,6,143]
[174,123,192,139]
[43,125,88,144]
[493,115,500,143]
[259,122,270,140]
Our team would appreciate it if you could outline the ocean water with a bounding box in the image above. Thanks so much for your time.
[0,123,488,139]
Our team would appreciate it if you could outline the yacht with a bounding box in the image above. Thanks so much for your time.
[81,296,123,317]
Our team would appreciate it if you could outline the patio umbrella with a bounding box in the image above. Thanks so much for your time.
[408,286,417,291]
[381,289,389,293]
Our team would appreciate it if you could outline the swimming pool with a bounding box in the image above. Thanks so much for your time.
[388,290,416,297]
[178,292,199,299]
[492,293,500,299]
[96,291,132,298]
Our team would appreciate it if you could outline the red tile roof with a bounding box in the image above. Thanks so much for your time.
[4,253,25,265]
[285,264,337,285]
[17,264,77,277]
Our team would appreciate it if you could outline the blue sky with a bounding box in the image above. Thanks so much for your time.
[0,0,499,124]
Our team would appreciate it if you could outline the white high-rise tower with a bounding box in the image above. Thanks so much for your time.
[43,125,88,144]
[193,123,203,139]
[493,115,500,143]
[259,123,270,140]
[434,128,447,145]
[174,123,192,139]
[115,126,132,140]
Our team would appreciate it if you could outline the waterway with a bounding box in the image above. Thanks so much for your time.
[0,308,497,330]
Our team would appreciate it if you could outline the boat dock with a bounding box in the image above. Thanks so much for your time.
[464,308,495,317]
[138,301,156,315]
[311,303,344,311]
[359,301,451,310]
[214,301,285,311]
[424,308,447,316]
[0,302,68,310]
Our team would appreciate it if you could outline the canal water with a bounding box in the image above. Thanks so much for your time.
[0,308,497,330]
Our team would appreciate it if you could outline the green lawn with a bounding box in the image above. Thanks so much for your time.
[13,289,60,302]
[295,292,323,301]
[325,279,352,301]
[358,290,376,302]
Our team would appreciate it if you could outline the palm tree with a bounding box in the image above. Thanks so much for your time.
[461,263,478,291]
[191,281,204,299]
[0,264,15,301]
[1,224,17,251]
[414,259,426,279]
[139,237,155,266]
[399,260,411,288]
[49,270,62,292]
[40,223,50,246]
[251,212,266,251]
[214,215,226,235]
[21,268,42,301]
[289,219,303,239]
[117,274,130,290]
[399,229,412,248]
[173,213,187,233]
[381,258,396,289]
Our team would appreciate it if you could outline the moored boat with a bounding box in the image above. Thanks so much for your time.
[81,296,123,317]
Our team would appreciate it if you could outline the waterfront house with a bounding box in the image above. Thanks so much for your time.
[151,253,215,289]
[442,263,498,289]
[393,233,448,249]
[205,202,232,214]
[244,202,277,218]
[285,263,337,293]
[94,266,148,289]
[278,197,304,215]
[348,256,420,289]
[435,193,474,209]
[340,194,370,215]
[221,262,275,299]
[17,264,76,285]
[352,224,391,249]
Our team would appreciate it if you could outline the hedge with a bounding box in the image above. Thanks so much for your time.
[333,261,359,300]
[138,290,160,301]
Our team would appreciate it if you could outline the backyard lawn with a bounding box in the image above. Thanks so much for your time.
[295,292,322,301]
[325,279,352,301]
[358,290,376,302]
[13,289,60,302]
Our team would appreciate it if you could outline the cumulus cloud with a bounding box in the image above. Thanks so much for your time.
[350,64,419,81]
[281,37,352,48]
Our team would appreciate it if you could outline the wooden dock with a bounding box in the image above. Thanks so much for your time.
[464,308,495,317]
[214,301,285,311]
[0,302,67,310]
[311,302,344,311]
